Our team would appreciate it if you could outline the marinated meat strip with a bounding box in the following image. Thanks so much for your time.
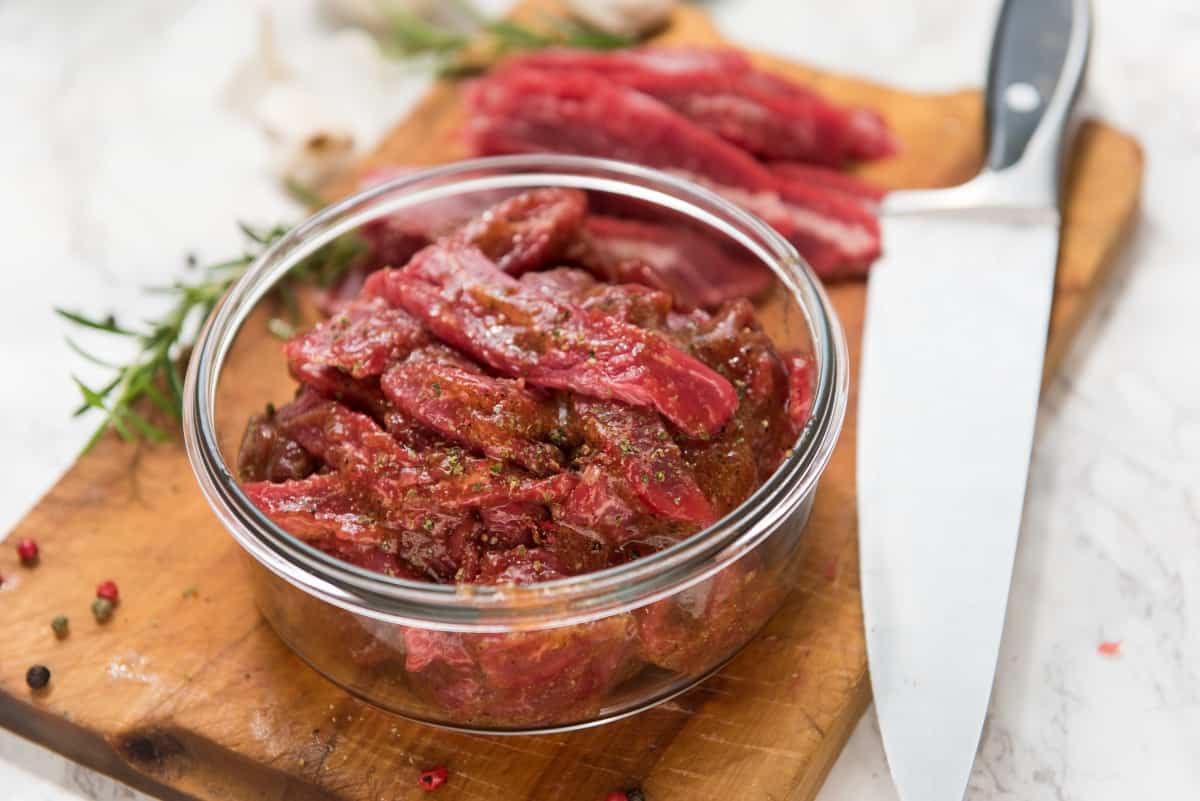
[465,68,881,277]
[285,296,427,380]
[243,473,388,543]
[783,350,815,438]
[279,394,575,518]
[364,240,738,438]
[317,178,585,313]
[518,265,599,299]
[519,266,676,326]
[403,614,637,726]
[583,215,775,308]
[570,396,714,526]
[237,409,319,482]
[275,393,416,472]
[635,553,779,673]
[381,360,564,476]
[673,300,793,513]
[455,187,587,275]
[503,48,896,165]
[243,474,468,582]
[576,280,674,330]
[238,183,836,723]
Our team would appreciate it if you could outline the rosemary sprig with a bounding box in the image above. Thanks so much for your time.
[379,2,638,78]
[58,221,363,454]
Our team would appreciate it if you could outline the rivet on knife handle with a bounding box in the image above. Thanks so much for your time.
[983,0,1091,204]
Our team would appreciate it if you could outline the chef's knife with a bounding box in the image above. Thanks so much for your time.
[857,2,1090,801]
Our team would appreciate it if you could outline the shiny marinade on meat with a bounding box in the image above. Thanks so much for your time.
[241,186,813,585]
[238,185,817,718]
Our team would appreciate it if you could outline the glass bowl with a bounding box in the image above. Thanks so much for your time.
[183,155,848,733]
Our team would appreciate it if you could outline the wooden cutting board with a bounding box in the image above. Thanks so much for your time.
[0,5,1141,801]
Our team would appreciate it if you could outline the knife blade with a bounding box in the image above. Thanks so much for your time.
[858,3,1091,801]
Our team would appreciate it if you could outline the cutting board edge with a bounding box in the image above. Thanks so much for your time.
[1044,124,1144,382]
[0,0,1145,795]
[0,693,343,801]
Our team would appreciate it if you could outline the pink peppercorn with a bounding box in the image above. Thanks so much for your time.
[418,765,449,792]
[96,580,119,603]
[16,538,39,566]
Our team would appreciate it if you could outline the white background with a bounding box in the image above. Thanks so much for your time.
[1,0,1198,798]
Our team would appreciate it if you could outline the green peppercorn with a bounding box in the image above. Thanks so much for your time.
[92,597,115,623]
[26,664,50,690]
[625,788,646,801]
[51,615,69,639]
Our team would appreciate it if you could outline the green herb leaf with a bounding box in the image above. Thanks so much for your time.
[64,338,121,368]
[55,308,137,337]
[388,10,470,55]
[284,177,326,209]
[389,4,645,78]
[59,219,364,454]
[485,19,551,49]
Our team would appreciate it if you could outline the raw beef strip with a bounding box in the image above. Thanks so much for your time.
[677,173,880,279]
[465,69,881,277]
[502,48,896,165]
[502,47,750,80]
[364,240,738,438]
[769,162,887,207]
[381,359,565,476]
[467,68,775,192]
[742,69,895,162]
[584,215,775,308]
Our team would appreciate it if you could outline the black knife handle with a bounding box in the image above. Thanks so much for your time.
[984,0,1090,173]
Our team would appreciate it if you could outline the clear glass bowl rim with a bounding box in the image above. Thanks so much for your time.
[183,154,849,632]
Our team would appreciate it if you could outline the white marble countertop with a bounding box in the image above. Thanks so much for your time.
[2,0,1197,798]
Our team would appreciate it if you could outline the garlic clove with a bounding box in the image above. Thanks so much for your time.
[563,0,677,38]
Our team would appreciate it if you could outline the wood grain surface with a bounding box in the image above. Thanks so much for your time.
[0,5,1142,801]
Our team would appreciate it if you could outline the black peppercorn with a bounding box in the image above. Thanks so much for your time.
[26,665,51,690]
[625,789,646,801]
